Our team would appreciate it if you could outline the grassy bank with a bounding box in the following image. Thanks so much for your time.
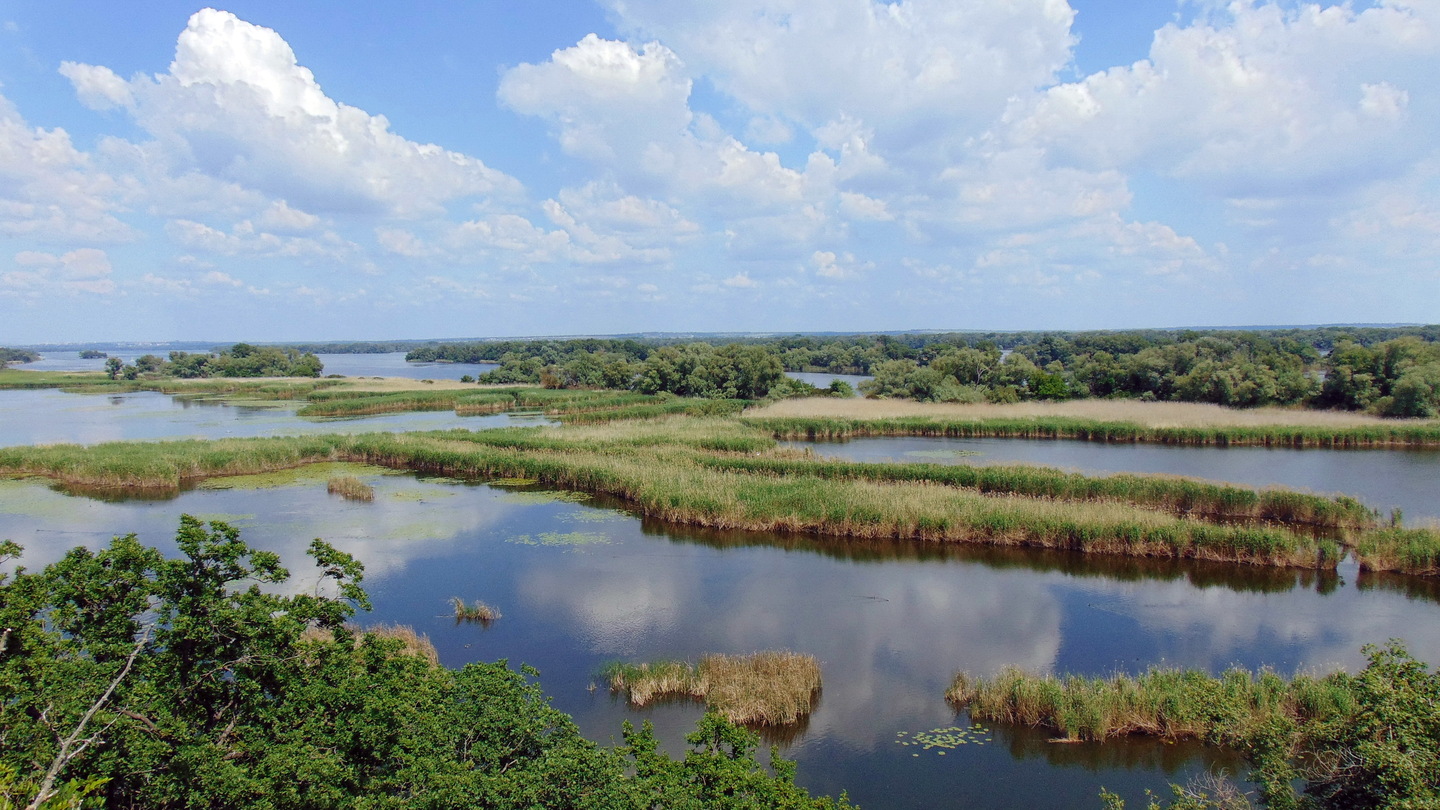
[0,423,1348,571]
[947,665,1354,743]
[699,454,1376,529]
[748,414,1440,448]
[603,651,821,725]
[3,415,1436,573]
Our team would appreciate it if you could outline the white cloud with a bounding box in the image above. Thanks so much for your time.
[63,8,522,218]
[164,218,357,261]
[499,34,811,214]
[1011,1,1439,195]
[601,0,1076,155]
[0,93,132,244]
[722,272,757,288]
[810,249,871,280]
[3,248,116,295]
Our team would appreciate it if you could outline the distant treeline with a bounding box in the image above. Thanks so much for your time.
[281,340,443,354]
[405,327,1440,416]
[0,347,39,365]
[104,344,322,380]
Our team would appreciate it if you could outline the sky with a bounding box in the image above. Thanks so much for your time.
[1,0,1438,342]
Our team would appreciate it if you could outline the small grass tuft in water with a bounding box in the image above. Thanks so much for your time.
[327,475,374,501]
[451,597,501,624]
[602,650,821,725]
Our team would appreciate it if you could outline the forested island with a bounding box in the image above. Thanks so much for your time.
[0,348,39,366]
[101,344,323,380]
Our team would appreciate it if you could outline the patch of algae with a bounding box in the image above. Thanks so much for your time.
[506,531,611,548]
[496,490,591,505]
[556,509,627,524]
[197,462,392,491]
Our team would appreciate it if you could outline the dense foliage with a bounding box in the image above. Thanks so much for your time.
[396,327,1440,414]
[0,517,851,810]
[104,344,323,380]
[1095,642,1440,810]
[0,348,39,365]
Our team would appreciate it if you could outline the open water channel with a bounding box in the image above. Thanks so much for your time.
[2,366,1438,808]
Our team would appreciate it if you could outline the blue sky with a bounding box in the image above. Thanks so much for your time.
[1,1,1437,342]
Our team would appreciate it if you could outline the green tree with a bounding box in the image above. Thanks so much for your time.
[0,519,850,810]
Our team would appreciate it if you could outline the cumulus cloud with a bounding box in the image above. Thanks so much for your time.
[0,94,132,244]
[600,0,1076,155]
[62,8,522,218]
[1011,1,1439,195]
[499,34,811,214]
[3,248,115,295]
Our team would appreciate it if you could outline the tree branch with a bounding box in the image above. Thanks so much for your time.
[27,627,149,810]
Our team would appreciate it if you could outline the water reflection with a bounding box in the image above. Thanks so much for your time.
[2,473,1438,810]
[646,516,1339,596]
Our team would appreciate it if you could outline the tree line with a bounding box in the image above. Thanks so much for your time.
[401,327,1440,416]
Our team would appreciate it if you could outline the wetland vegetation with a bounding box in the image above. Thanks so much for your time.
[3,348,1440,808]
[603,651,822,725]
[951,642,1440,809]
[0,407,1436,575]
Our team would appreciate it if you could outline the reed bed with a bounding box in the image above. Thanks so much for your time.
[554,397,748,424]
[748,415,1440,448]
[603,651,821,725]
[326,475,374,501]
[337,432,1337,570]
[7,419,1438,574]
[947,665,1355,743]
[450,597,501,623]
[1351,527,1440,575]
[700,455,1376,529]
[296,390,469,417]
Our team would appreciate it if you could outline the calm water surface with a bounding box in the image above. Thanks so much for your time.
[15,350,498,381]
[787,371,872,394]
[788,436,1440,525]
[2,470,1437,809]
[0,389,546,447]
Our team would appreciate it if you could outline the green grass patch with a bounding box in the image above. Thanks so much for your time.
[749,415,1440,448]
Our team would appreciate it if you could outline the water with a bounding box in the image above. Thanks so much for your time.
[315,353,499,380]
[787,436,1440,525]
[787,371,872,395]
[3,469,1437,809]
[12,349,498,381]
[0,389,547,447]
[4,386,1437,807]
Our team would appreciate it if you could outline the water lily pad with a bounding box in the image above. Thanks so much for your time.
[893,724,993,755]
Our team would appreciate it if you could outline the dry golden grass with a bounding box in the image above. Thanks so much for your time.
[605,651,822,725]
[745,397,1430,429]
[450,597,501,623]
[299,623,440,666]
[326,475,374,501]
